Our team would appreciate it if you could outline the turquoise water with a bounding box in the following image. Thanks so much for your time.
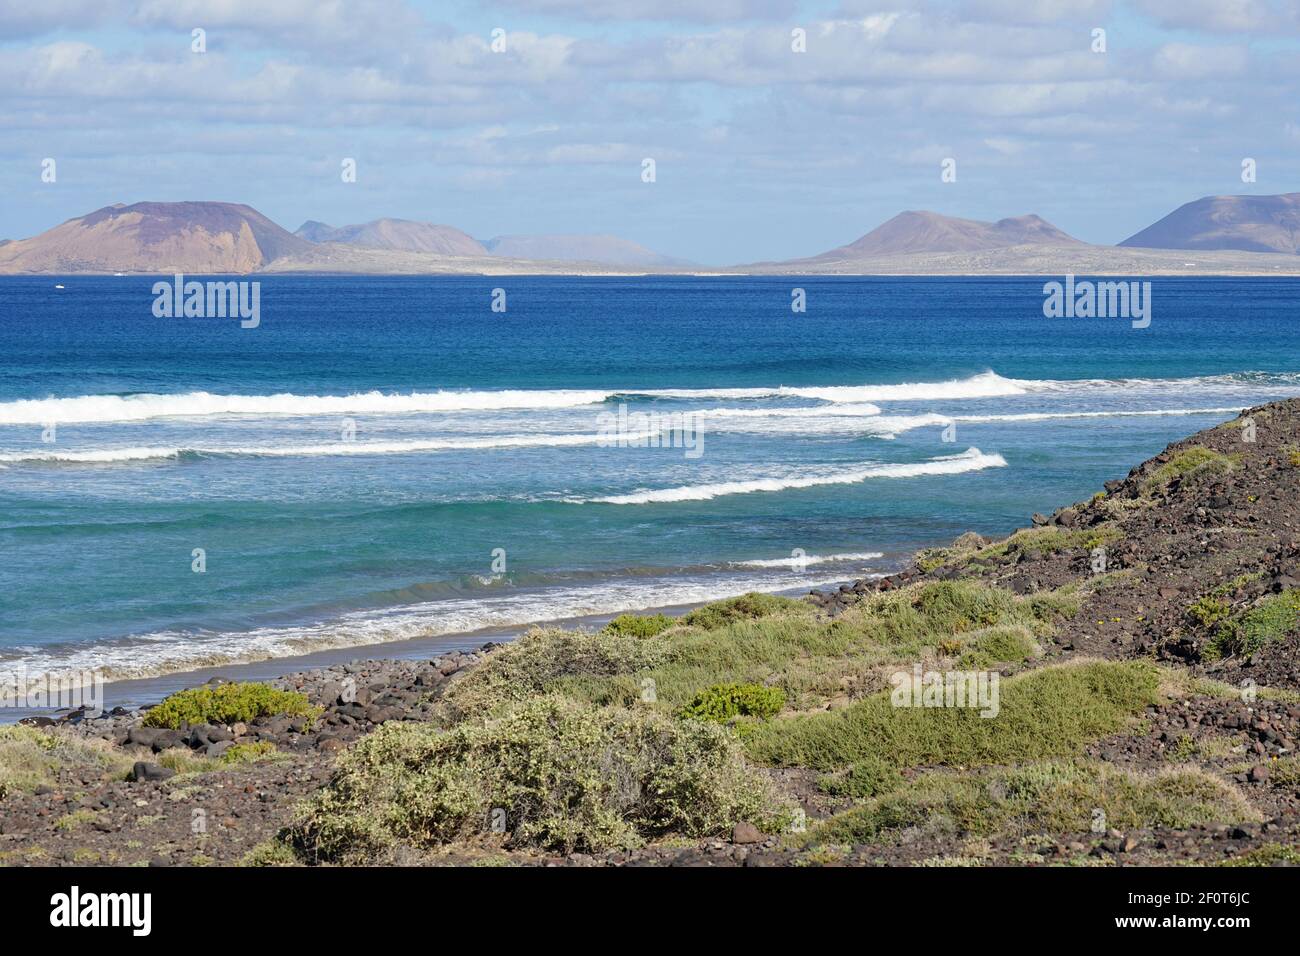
[2,275,1300,683]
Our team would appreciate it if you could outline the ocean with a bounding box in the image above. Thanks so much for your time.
[2,274,1300,691]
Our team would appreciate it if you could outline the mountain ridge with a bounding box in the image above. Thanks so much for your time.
[6,194,1300,275]
[1119,193,1300,254]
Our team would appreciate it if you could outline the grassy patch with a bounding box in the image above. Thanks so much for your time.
[679,592,812,630]
[240,839,302,867]
[1208,572,1265,598]
[1141,446,1237,496]
[742,659,1160,772]
[142,682,320,730]
[918,525,1122,572]
[818,753,904,798]
[1187,595,1232,629]
[441,580,1078,719]
[155,748,221,775]
[290,694,788,862]
[0,726,132,797]
[54,808,100,832]
[678,683,786,722]
[808,761,1255,846]
[603,613,676,638]
[1223,843,1300,867]
[954,625,1041,669]
[220,741,289,765]
[436,626,673,724]
[1207,589,1300,659]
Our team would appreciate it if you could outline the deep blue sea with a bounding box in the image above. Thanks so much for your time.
[3,275,1300,685]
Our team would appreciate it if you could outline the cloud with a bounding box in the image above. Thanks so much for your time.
[487,0,798,22]
[958,0,1113,24]
[1133,0,1298,33]
[2,0,1300,261]
[1151,42,1250,79]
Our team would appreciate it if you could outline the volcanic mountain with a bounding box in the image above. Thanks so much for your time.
[293,218,487,257]
[0,201,312,274]
[1119,193,1300,254]
[809,210,1085,260]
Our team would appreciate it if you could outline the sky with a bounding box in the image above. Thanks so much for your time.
[2,0,1299,264]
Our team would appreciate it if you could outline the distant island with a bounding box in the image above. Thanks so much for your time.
[4,194,1300,276]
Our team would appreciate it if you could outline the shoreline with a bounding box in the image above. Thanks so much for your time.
[3,578,863,722]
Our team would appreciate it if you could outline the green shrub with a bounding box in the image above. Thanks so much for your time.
[1224,843,1300,867]
[680,592,811,630]
[603,613,676,638]
[1141,446,1236,496]
[808,761,1255,846]
[678,682,786,722]
[918,526,1121,572]
[818,753,903,798]
[1209,589,1300,658]
[956,625,1040,669]
[289,694,787,861]
[240,840,302,867]
[743,660,1159,772]
[0,726,131,797]
[142,682,320,729]
[220,741,287,765]
[1188,595,1231,629]
[435,627,673,724]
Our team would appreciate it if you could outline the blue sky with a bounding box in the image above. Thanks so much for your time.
[2,0,1299,263]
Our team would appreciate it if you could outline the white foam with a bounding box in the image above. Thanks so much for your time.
[697,402,884,418]
[0,389,615,425]
[585,447,1007,504]
[6,370,1297,426]
[0,431,664,463]
[636,371,1026,403]
[2,570,867,685]
[952,407,1242,424]
[730,551,883,568]
[0,446,185,464]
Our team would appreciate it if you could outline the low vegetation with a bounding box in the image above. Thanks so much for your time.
[1187,595,1232,629]
[290,694,788,862]
[437,581,1078,722]
[142,682,320,730]
[1207,589,1300,659]
[0,726,131,797]
[808,760,1256,846]
[678,682,786,722]
[603,613,676,638]
[678,592,811,630]
[434,626,673,724]
[1140,446,1236,497]
[917,524,1122,573]
[741,659,1160,772]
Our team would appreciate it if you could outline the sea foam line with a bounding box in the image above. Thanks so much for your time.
[0,432,664,464]
[1,570,871,686]
[0,388,615,425]
[583,447,1006,504]
[730,551,884,568]
[3,369,1294,426]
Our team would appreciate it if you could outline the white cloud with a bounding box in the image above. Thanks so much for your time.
[1133,0,1289,33]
